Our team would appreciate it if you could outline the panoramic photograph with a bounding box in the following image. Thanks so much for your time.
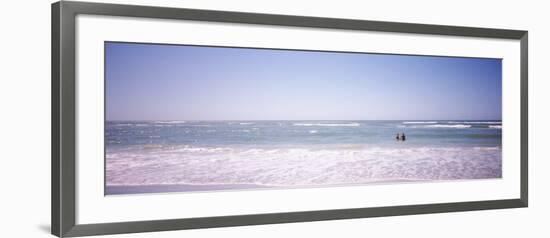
[105,42,502,195]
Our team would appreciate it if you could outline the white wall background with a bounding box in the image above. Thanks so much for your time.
[0,0,547,237]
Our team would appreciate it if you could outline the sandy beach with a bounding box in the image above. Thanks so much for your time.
[106,184,270,195]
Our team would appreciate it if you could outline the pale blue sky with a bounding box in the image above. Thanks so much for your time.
[105,42,502,121]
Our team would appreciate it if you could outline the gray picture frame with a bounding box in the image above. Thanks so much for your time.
[52,1,528,237]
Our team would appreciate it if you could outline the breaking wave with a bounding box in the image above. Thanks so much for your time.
[447,121,501,124]
[425,124,472,128]
[293,123,360,127]
[403,121,437,124]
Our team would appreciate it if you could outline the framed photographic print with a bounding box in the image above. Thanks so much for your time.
[52,1,528,237]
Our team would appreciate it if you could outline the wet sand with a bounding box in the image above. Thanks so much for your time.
[104,179,428,195]
[106,184,270,195]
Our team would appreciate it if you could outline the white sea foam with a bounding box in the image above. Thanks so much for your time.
[309,130,318,134]
[154,120,187,124]
[489,125,503,129]
[402,121,437,124]
[112,123,132,126]
[293,123,360,127]
[425,124,472,128]
[106,145,501,187]
[447,121,501,124]
[239,122,254,125]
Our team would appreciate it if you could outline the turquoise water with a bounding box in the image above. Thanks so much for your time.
[106,120,501,149]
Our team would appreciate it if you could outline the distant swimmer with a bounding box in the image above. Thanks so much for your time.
[395,133,406,141]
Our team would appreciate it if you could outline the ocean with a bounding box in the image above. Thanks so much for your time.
[105,120,502,194]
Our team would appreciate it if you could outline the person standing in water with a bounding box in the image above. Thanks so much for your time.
[400,133,406,141]
[395,133,400,141]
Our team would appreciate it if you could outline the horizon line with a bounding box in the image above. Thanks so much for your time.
[105,119,503,122]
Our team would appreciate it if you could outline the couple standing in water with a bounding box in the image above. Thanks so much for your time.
[396,133,406,141]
